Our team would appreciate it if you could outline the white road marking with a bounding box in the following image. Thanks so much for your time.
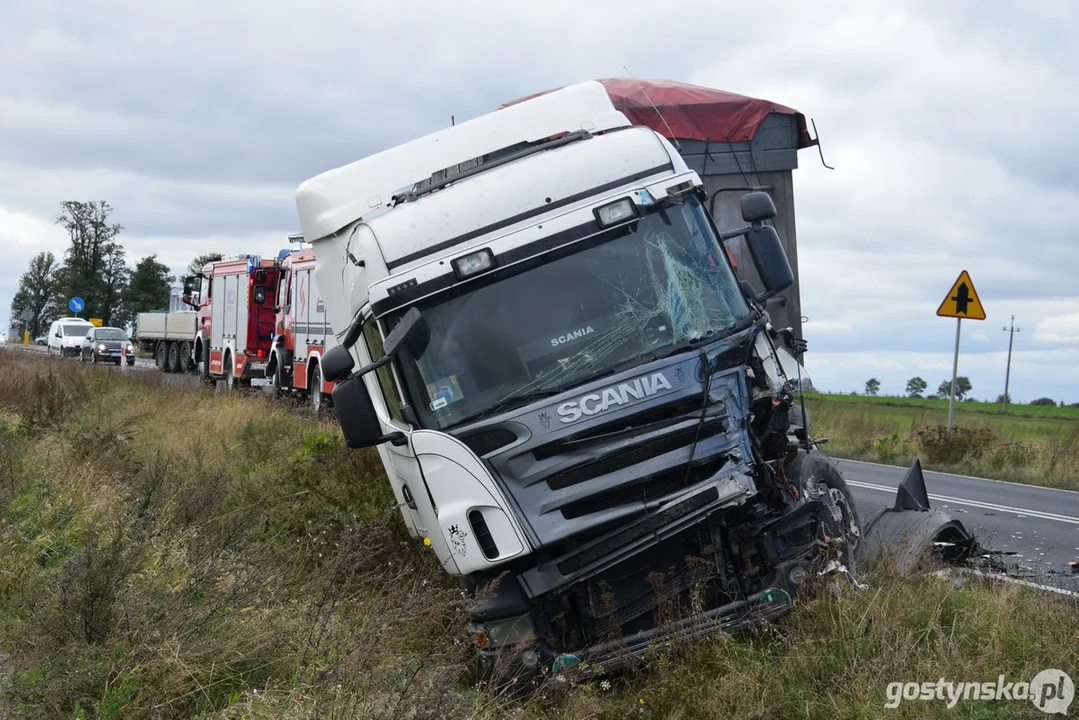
[966,570,1079,598]
[836,457,1079,496]
[846,479,1079,526]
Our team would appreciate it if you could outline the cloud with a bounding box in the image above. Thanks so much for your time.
[1,0,1076,403]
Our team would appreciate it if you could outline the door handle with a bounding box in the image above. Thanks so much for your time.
[402,484,418,510]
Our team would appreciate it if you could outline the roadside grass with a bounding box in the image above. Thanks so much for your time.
[804,392,1079,491]
[0,350,1075,719]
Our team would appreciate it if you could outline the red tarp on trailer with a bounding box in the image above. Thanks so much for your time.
[502,78,815,149]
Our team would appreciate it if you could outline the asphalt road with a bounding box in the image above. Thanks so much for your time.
[839,457,1079,593]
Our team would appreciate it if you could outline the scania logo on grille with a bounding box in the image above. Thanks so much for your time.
[556,372,674,424]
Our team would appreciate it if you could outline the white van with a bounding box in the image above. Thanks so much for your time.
[47,318,94,357]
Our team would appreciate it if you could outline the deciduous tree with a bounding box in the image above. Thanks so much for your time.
[937,377,972,400]
[51,201,127,324]
[9,251,59,338]
[905,376,927,398]
[118,255,174,328]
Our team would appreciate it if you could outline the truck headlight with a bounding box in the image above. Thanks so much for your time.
[469,614,535,649]
[98,344,106,351]
[593,197,637,227]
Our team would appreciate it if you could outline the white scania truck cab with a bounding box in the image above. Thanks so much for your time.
[295,81,973,680]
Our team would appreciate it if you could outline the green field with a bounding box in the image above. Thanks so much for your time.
[803,392,1079,490]
[0,351,1075,719]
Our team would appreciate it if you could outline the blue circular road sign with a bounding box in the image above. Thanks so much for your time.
[69,296,85,313]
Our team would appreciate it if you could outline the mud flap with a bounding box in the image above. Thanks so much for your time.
[857,459,980,575]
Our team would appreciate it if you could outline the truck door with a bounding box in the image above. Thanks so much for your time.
[275,270,291,341]
[210,273,227,372]
[234,272,249,358]
[358,315,432,548]
[292,270,307,389]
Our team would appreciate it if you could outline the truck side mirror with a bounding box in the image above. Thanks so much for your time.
[740,192,777,223]
[331,374,405,448]
[253,285,266,304]
[745,225,794,298]
[322,345,356,382]
[182,275,200,307]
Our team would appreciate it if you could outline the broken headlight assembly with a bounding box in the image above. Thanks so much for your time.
[468,614,535,649]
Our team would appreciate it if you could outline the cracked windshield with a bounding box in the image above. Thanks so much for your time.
[395,196,749,429]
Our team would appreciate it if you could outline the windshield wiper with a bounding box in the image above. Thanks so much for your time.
[656,317,756,360]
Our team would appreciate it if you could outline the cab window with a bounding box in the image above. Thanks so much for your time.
[277,271,291,310]
[360,318,405,424]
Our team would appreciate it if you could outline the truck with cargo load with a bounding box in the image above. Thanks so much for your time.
[296,80,978,681]
[134,255,282,386]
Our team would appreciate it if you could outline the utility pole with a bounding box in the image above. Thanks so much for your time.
[1002,315,1020,414]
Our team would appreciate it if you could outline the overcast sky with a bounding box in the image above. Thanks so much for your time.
[2,0,1076,403]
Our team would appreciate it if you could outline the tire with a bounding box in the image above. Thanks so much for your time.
[114,359,122,366]
[197,342,211,384]
[309,363,323,413]
[156,342,169,372]
[269,353,283,394]
[179,341,192,373]
[166,342,180,373]
[127,359,135,367]
[224,354,235,391]
[91,351,97,364]
[788,450,862,571]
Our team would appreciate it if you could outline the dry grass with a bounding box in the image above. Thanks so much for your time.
[0,350,1075,719]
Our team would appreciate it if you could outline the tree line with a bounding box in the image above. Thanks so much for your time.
[8,201,225,338]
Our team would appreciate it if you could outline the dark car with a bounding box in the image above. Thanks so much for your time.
[80,327,135,365]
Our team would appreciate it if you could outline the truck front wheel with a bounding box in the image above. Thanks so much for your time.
[224,353,236,391]
[197,343,211,384]
[310,364,323,413]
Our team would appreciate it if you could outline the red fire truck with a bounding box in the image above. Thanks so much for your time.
[265,248,337,409]
[134,255,281,386]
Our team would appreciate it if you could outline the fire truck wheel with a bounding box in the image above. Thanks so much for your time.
[166,342,180,373]
[225,354,236,391]
[310,364,323,412]
[270,356,284,393]
[179,341,193,373]
[156,342,169,372]
[197,343,211,384]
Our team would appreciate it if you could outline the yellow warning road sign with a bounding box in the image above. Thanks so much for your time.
[936,270,986,320]
[88,317,103,327]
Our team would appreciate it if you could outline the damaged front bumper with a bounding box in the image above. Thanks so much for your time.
[470,457,983,683]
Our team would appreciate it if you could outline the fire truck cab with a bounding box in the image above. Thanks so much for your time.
[182,255,281,387]
[266,247,337,409]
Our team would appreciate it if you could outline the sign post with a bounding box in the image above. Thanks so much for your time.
[18,308,33,345]
[936,270,986,432]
